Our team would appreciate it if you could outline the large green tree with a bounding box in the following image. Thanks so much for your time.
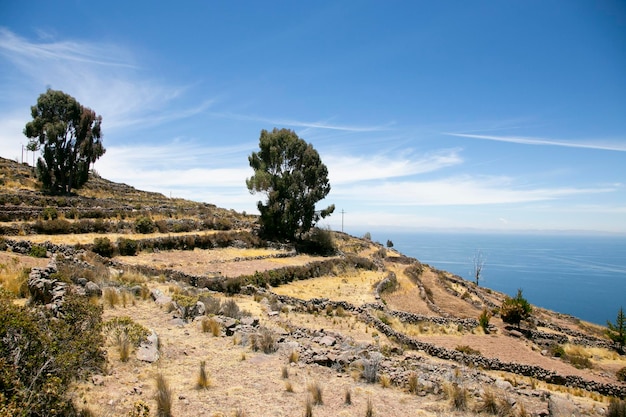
[246,128,335,240]
[24,89,105,194]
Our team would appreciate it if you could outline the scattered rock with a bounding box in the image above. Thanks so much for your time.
[136,329,159,362]
[92,374,105,386]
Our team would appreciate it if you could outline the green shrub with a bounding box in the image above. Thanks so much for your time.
[42,207,59,220]
[296,227,336,256]
[0,292,105,416]
[34,218,72,234]
[117,238,138,256]
[549,344,566,358]
[29,244,48,258]
[103,316,150,347]
[500,289,532,328]
[93,237,114,257]
[479,308,491,332]
[134,216,155,234]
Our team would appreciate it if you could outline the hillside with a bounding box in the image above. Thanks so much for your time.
[1,157,625,417]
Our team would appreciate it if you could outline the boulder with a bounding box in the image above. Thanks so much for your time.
[85,281,102,297]
[136,330,159,362]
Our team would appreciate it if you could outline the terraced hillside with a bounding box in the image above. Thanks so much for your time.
[1,157,625,417]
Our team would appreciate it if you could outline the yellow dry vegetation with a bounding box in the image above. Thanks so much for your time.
[10,230,224,245]
[272,269,383,305]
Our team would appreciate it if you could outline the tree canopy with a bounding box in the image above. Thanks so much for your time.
[24,89,105,194]
[246,128,334,240]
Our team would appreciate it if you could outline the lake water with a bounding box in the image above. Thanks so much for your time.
[362,231,626,325]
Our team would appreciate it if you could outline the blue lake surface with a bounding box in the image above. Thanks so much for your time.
[362,231,626,325]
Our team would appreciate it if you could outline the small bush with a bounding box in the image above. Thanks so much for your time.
[479,308,491,332]
[29,244,48,258]
[155,373,173,417]
[281,365,289,379]
[42,207,59,220]
[117,238,138,256]
[549,344,565,358]
[221,298,242,319]
[477,389,512,416]
[608,399,626,417]
[134,216,155,234]
[104,316,150,347]
[617,366,626,382]
[285,381,294,392]
[250,327,277,354]
[93,237,115,257]
[344,388,352,405]
[379,374,391,388]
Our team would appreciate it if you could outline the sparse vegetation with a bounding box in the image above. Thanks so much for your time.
[455,345,481,356]
[196,361,211,389]
[479,308,491,332]
[307,381,323,405]
[444,382,469,411]
[250,327,277,354]
[155,373,173,417]
[0,292,105,416]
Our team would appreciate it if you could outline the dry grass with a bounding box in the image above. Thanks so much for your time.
[196,361,211,389]
[202,317,221,336]
[0,259,30,297]
[104,287,120,308]
[408,372,419,394]
[272,269,382,305]
[307,381,323,405]
[155,373,173,417]
[365,397,374,417]
[117,333,131,362]
[379,374,391,388]
[288,349,300,364]
[444,382,469,411]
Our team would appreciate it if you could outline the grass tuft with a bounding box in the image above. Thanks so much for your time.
[288,349,300,363]
[103,287,120,308]
[307,381,323,405]
[304,396,313,417]
[202,317,221,336]
[281,365,289,379]
[365,397,374,417]
[344,388,352,405]
[408,372,418,394]
[155,373,173,417]
[196,360,211,389]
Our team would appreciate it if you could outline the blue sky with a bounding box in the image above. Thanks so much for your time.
[1,1,625,234]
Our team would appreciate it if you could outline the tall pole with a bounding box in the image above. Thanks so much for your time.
[341,209,346,233]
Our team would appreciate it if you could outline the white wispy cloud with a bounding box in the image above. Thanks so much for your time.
[446,132,626,152]
[332,175,617,206]
[325,148,462,184]
[207,111,391,132]
[0,28,207,134]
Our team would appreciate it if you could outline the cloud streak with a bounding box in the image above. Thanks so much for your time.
[446,133,626,152]
[325,148,462,184]
[333,175,617,206]
[207,111,390,133]
[0,28,206,134]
